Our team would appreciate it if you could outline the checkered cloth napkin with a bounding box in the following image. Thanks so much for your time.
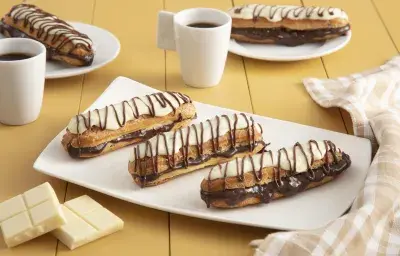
[251,56,400,255]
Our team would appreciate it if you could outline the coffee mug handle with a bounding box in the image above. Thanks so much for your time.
[157,11,176,51]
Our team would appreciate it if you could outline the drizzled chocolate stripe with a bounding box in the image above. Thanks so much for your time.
[207,140,338,181]
[132,113,264,187]
[232,4,346,22]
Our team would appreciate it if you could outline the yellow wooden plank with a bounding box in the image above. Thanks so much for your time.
[234,0,346,134]
[172,217,269,256]
[310,0,398,77]
[79,0,166,108]
[0,0,94,255]
[303,0,398,134]
[60,0,170,255]
[373,0,400,51]
[165,1,267,256]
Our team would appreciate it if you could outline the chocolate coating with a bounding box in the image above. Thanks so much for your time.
[231,25,350,46]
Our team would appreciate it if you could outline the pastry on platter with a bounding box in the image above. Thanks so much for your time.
[129,113,266,187]
[62,92,196,158]
[0,4,94,66]
[201,140,351,208]
[228,4,350,46]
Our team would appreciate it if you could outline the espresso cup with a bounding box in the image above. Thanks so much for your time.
[157,8,232,88]
[0,38,46,125]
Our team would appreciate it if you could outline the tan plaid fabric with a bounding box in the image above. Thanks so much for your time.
[251,56,400,256]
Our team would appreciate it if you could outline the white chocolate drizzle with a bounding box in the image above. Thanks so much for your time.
[67,92,192,134]
[228,4,348,22]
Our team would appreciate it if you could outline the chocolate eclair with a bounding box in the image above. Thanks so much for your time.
[229,4,350,46]
[0,4,94,66]
[201,140,351,208]
[129,113,266,187]
[62,92,196,158]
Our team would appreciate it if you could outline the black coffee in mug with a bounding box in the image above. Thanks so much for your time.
[187,22,220,28]
[0,53,33,61]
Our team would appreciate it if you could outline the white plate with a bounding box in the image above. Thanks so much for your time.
[0,22,120,79]
[33,76,371,230]
[229,31,351,61]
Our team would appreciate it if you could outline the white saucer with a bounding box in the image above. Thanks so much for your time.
[229,31,351,61]
[0,22,120,79]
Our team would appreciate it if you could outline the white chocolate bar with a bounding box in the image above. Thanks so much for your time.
[52,195,124,250]
[0,182,66,247]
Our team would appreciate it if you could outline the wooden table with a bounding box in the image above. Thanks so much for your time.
[0,0,398,255]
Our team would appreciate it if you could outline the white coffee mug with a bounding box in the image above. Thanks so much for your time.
[157,8,232,88]
[0,38,46,125]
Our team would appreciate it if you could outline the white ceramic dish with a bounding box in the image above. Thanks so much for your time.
[229,31,351,61]
[34,76,371,230]
[0,22,120,79]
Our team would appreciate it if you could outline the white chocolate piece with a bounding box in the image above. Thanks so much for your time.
[207,141,333,180]
[52,196,124,250]
[24,182,59,207]
[228,4,348,22]
[67,92,191,134]
[0,182,66,247]
[130,113,263,160]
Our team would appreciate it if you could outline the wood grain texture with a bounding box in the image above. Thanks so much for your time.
[0,0,93,255]
[61,0,170,255]
[303,0,398,135]
[372,0,400,51]
[0,0,399,255]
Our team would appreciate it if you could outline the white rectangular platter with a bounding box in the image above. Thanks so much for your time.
[34,77,371,230]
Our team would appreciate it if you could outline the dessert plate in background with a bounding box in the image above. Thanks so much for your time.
[229,31,351,61]
[34,76,370,230]
[0,22,120,79]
